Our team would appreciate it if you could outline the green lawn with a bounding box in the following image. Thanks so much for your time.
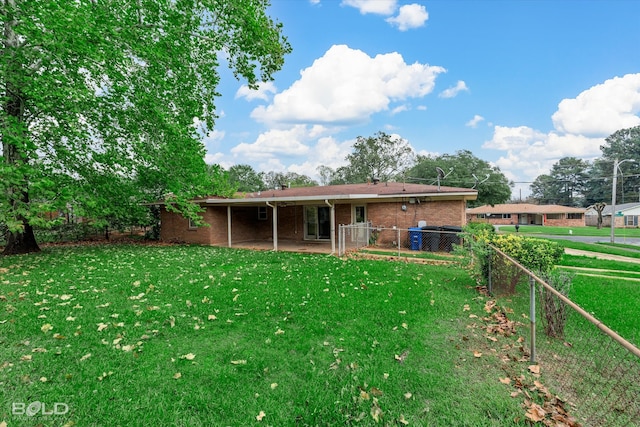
[0,244,534,426]
[498,224,640,237]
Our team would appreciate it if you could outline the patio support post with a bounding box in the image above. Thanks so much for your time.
[227,205,232,247]
[266,201,278,251]
[325,200,335,254]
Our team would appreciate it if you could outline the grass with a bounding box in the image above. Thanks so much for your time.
[498,224,640,237]
[0,244,533,426]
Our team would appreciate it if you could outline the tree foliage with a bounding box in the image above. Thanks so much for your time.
[331,132,415,184]
[407,150,512,207]
[261,171,317,189]
[530,157,590,206]
[228,164,264,193]
[0,0,291,254]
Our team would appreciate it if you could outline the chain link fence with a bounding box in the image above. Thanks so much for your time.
[485,245,640,426]
[338,224,463,256]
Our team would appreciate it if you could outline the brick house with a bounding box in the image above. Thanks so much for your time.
[585,202,640,228]
[466,203,586,227]
[160,181,477,253]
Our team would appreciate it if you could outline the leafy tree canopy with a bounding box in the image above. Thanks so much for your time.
[407,150,512,207]
[329,131,415,184]
[261,171,317,189]
[530,157,590,206]
[0,0,291,254]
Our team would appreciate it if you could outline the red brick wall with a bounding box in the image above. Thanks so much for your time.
[161,200,468,246]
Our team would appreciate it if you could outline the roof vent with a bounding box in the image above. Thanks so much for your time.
[372,177,380,185]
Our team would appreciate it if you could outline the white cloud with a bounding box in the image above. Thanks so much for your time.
[386,4,429,31]
[341,0,397,15]
[465,115,485,128]
[439,80,469,98]
[251,44,446,125]
[485,74,640,194]
[551,73,640,137]
[390,104,409,115]
[235,81,277,102]
[230,125,312,161]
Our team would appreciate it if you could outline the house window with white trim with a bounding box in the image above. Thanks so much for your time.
[188,218,198,229]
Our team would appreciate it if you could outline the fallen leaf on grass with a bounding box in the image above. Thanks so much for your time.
[173,372,182,379]
[98,371,113,381]
[399,414,409,425]
[499,377,511,384]
[394,350,409,363]
[525,403,547,422]
[230,359,247,365]
[180,353,196,360]
[370,401,383,423]
[473,351,482,358]
[256,411,266,421]
[41,323,53,333]
[275,328,285,335]
[528,364,540,375]
[404,392,412,399]
[20,355,32,362]
[79,353,91,362]
[463,304,470,312]
[32,347,47,353]
[207,314,217,320]
[270,383,278,389]
[97,323,108,332]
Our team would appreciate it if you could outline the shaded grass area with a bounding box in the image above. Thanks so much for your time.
[0,244,529,426]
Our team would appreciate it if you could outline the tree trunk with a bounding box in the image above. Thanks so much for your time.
[3,221,40,255]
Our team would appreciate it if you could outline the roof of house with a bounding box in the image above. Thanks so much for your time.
[197,182,477,206]
[466,203,585,215]
[586,202,640,216]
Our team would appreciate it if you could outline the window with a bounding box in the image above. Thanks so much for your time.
[625,215,638,227]
[476,214,486,219]
[354,205,366,223]
[546,214,562,220]
[188,218,198,229]
[501,214,511,219]
[258,206,268,220]
[567,213,583,220]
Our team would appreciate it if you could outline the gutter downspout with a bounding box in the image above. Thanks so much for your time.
[227,205,232,248]
[266,201,278,251]
[325,200,335,255]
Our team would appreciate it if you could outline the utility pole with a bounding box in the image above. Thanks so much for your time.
[611,158,635,243]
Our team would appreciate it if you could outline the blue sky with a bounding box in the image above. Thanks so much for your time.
[205,0,640,199]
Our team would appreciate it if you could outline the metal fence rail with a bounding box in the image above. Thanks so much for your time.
[486,245,640,427]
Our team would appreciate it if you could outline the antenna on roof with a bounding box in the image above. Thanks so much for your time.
[435,167,453,191]
[472,173,490,189]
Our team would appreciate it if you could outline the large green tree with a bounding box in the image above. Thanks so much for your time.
[0,0,291,254]
[530,157,590,206]
[228,164,265,193]
[261,171,317,189]
[331,131,415,184]
[591,126,640,205]
[407,150,512,207]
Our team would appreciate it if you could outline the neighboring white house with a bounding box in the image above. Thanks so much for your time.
[585,202,640,228]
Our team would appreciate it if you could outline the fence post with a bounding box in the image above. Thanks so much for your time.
[487,247,492,295]
[397,228,401,256]
[529,275,536,364]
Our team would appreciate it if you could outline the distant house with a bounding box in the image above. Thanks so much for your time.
[466,203,586,227]
[160,181,477,253]
[585,202,640,228]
